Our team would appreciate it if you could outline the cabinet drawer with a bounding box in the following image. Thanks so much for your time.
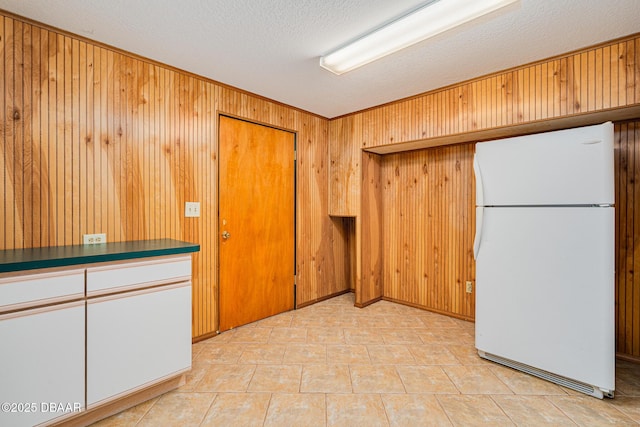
[86,255,191,296]
[0,269,85,313]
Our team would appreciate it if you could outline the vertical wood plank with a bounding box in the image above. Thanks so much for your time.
[38,24,51,247]
[0,17,7,248]
[78,39,86,241]
[71,38,81,244]
[633,122,640,356]
[11,19,23,248]
[85,43,94,236]
[63,35,72,245]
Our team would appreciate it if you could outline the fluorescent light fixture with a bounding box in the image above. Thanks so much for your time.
[320,0,518,75]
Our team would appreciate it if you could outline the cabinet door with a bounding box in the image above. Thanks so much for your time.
[0,302,85,427]
[87,283,192,407]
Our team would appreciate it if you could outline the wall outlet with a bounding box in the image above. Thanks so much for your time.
[465,281,473,293]
[83,233,107,245]
[185,202,200,217]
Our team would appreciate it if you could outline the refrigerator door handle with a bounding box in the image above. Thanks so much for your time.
[473,153,484,207]
[474,206,483,260]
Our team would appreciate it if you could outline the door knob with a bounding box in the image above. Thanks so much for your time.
[222,231,231,240]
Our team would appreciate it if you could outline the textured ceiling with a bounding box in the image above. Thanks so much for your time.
[0,0,638,118]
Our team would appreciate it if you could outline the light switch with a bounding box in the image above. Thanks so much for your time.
[185,202,200,217]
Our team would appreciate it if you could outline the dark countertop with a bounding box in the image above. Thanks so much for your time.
[0,239,200,273]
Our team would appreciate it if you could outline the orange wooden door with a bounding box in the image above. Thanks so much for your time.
[218,116,295,332]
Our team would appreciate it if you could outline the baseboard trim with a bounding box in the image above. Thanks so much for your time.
[296,289,351,309]
[616,352,640,364]
[355,296,383,308]
[52,374,185,426]
[382,296,474,322]
[192,330,219,343]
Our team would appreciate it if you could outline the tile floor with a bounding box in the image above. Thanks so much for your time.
[95,293,640,426]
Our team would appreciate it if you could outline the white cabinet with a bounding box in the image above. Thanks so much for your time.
[86,257,192,408]
[0,250,194,425]
[0,302,85,427]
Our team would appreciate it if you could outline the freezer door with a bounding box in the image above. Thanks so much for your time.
[475,206,614,391]
[475,122,613,206]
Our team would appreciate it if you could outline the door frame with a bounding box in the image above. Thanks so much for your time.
[215,113,297,333]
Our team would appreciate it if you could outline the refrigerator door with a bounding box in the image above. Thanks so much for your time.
[475,206,614,391]
[475,122,613,206]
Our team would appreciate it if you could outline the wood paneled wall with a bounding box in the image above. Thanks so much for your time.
[0,13,349,339]
[330,34,640,357]
[330,35,640,215]
[358,152,383,307]
[616,121,640,359]
[380,144,475,320]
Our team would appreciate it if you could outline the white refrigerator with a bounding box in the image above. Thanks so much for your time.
[473,121,615,399]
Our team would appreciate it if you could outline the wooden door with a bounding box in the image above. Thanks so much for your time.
[218,116,295,332]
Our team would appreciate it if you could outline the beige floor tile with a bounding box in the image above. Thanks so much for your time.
[200,330,235,343]
[443,366,513,395]
[344,328,385,344]
[451,318,475,333]
[418,314,459,329]
[194,343,244,364]
[326,394,389,427]
[447,344,492,365]
[350,365,406,393]
[382,394,453,426]
[436,395,515,426]
[617,361,640,396]
[256,313,294,328]
[191,341,206,359]
[284,343,327,364]
[200,392,271,426]
[291,316,331,328]
[268,327,308,343]
[409,344,461,365]
[323,315,359,328]
[91,397,158,427]
[301,364,352,393]
[492,395,576,425]
[489,364,568,395]
[385,315,426,328]
[380,328,424,344]
[136,391,216,427]
[247,364,302,393]
[357,315,396,328]
[418,329,474,345]
[229,327,273,343]
[610,396,640,422]
[89,294,640,426]
[177,360,210,392]
[367,345,416,364]
[326,344,371,364]
[307,327,345,344]
[396,365,459,394]
[264,393,326,427]
[360,300,399,315]
[194,364,256,392]
[548,395,637,425]
[238,344,286,364]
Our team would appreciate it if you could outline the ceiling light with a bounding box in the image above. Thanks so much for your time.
[319,0,518,75]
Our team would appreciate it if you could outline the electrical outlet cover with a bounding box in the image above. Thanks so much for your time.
[185,202,200,217]
[83,233,107,245]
